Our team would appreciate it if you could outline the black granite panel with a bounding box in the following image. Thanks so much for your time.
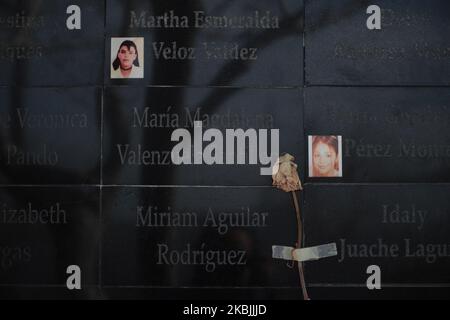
[105,0,303,86]
[102,187,300,287]
[304,184,450,285]
[103,87,303,186]
[305,87,450,182]
[0,0,105,86]
[0,187,100,286]
[0,87,101,185]
[305,0,450,85]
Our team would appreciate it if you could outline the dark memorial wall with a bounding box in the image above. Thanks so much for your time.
[306,0,450,85]
[0,0,449,300]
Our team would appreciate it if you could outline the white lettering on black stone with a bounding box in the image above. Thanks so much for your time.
[339,238,400,263]
[129,10,189,28]
[117,144,171,166]
[16,108,88,129]
[157,243,247,272]
[130,107,273,129]
[203,42,258,60]
[133,107,179,128]
[399,140,450,159]
[338,238,450,264]
[129,10,279,29]
[0,11,45,28]
[152,42,196,60]
[334,43,406,60]
[7,144,58,166]
[344,138,393,158]
[0,202,67,225]
[202,207,268,235]
[151,41,259,61]
[382,204,427,230]
[404,239,450,263]
[184,108,273,129]
[0,109,88,129]
[194,11,279,29]
[344,138,450,159]
[0,45,43,61]
[382,9,432,27]
[136,206,268,235]
[136,206,197,227]
[0,246,32,271]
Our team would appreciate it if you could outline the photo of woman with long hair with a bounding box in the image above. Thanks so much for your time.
[308,135,342,177]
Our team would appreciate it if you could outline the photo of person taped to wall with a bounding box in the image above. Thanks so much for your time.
[308,135,342,178]
[111,37,144,79]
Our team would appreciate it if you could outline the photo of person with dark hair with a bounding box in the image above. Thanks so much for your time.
[111,38,144,79]
[308,135,342,177]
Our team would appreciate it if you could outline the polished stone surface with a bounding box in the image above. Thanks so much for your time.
[0,187,100,286]
[105,0,303,86]
[102,187,299,287]
[304,184,450,284]
[305,0,450,85]
[0,87,101,185]
[0,0,104,86]
[0,0,449,301]
[305,87,450,182]
[103,87,303,186]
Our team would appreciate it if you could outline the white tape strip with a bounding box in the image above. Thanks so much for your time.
[272,243,337,262]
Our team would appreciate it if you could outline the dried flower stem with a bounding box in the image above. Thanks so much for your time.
[292,191,309,300]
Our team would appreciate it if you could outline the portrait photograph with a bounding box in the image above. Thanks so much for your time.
[110,37,144,79]
[308,135,343,178]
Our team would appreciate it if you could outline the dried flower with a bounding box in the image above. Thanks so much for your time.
[272,153,302,192]
[271,153,309,299]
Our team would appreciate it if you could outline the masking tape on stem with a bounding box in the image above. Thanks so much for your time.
[272,243,337,262]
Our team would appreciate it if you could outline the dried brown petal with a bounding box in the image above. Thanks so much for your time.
[272,153,302,192]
